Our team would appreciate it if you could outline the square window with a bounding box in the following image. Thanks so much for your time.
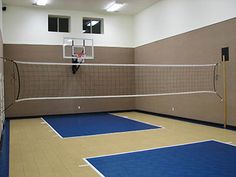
[48,15,70,33]
[83,18,103,34]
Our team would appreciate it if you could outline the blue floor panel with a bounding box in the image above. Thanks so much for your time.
[0,120,10,177]
[43,113,160,138]
[86,141,236,177]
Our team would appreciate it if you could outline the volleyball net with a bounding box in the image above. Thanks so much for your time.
[8,60,218,102]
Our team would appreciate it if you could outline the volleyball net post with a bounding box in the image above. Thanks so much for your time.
[222,47,229,129]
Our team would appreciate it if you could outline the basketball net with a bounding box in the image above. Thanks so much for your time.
[74,50,85,63]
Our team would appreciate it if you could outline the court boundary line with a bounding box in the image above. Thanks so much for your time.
[41,118,63,139]
[83,139,236,177]
[110,113,165,129]
[213,139,236,147]
[84,139,213,159]
[83,158,105,177]
[64,128,162,139]
[41,113,164,139]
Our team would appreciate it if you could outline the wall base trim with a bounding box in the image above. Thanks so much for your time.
[6,109,236,131]
[135,109,236,131]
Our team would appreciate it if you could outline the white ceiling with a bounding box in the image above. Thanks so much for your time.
[3,0,160,15]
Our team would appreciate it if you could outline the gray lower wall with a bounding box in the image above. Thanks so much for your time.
[135,18,236,126]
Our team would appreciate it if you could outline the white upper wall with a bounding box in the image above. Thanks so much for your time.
[134,0,236,47]
[0,0,2,32]
[3,0,236,48]
[3,6,134,47]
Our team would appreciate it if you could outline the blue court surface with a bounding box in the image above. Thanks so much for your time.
[43,113,161,138]
[85,140,236,177]
[0,120,10,177]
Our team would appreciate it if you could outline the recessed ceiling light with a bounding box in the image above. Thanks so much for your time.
[106,2,125,12]
[35,0,48,6]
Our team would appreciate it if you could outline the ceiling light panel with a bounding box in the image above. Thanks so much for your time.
[106,2,125,12]
[36,0,48,6]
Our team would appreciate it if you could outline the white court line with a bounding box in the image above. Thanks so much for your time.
[79,164,89,168]
[83,140,213,177]
[83,158,105,177]
[212,139,236,147]
[224,142,232,144]
[84,139,214,159]
[83,139,236,176]
[110,113,165,129]
[61,113,163,139]
[41,118,63,139]
[62,128,161,139]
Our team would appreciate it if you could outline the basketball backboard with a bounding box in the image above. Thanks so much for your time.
[63,37,94,60]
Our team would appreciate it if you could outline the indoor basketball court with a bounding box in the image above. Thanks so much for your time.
[0,0,236,177]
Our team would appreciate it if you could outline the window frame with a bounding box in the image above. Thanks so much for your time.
[48,15,71,33]
[82,17,104,34]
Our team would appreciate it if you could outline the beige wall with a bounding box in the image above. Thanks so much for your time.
[3,18,236,127]
[4,46,135,117]
[135,18,236,126]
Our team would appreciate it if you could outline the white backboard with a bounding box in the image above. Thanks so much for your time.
[63,38,94,60]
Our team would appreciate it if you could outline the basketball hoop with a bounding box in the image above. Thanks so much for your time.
[62,37,94,74]
[63,37,94,60]
[74,50,85,63]
[72,50,85,74]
